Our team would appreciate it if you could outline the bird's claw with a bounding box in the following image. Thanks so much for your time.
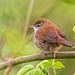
[40,51,45,56]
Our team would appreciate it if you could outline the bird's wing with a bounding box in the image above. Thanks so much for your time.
[57,29,67,40]
[38,30,57,43]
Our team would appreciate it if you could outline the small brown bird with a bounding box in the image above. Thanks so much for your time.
[30,18,75,58]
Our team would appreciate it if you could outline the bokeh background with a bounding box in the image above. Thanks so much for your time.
[0,0,75,75]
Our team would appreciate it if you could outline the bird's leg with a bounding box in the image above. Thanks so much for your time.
[40,51,45,56]
[53,51,57,58]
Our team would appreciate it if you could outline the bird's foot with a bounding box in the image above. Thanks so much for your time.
[54,52,56,58]
[40,51,45,56]
[53,51,57,58]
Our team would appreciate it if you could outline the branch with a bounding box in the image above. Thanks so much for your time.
[0,51,75,71]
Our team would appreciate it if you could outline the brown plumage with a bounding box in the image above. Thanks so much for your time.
[30,18,75,57]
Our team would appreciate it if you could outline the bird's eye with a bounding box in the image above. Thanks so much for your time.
[37,24,41,27]
[35,23,43,27]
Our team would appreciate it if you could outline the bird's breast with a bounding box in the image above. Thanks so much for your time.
[33,33,51,51]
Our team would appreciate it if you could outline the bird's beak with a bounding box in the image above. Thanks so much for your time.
[29,25,34,28]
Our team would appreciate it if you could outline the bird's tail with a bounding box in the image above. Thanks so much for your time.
[62,40,75,47]
[57,36,75,47]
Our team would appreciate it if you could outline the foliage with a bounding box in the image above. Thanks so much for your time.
[72,26,75,48]
[73,26,75,34]
[17,59,65,75]
[17,65,34,75]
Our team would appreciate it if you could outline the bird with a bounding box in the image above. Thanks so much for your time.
[30,18,75,58]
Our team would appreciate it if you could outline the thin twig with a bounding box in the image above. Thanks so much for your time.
[0,22,13,75]
[3,58,13,75]
[0,22,12,61]
[0,51,75,71]
[12,0,35,57]
[24,0,34,37]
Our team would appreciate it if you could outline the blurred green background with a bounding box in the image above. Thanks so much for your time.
[0,0,75,75]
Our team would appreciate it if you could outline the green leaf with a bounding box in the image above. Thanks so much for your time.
[37,60,52,69]
[53,68,56,75]
[25,69,43,75]
[37,66,49,75]
[48,59,55,65]
[17,65,34,75]
[73,26,75,33]
[52,61,65,69]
